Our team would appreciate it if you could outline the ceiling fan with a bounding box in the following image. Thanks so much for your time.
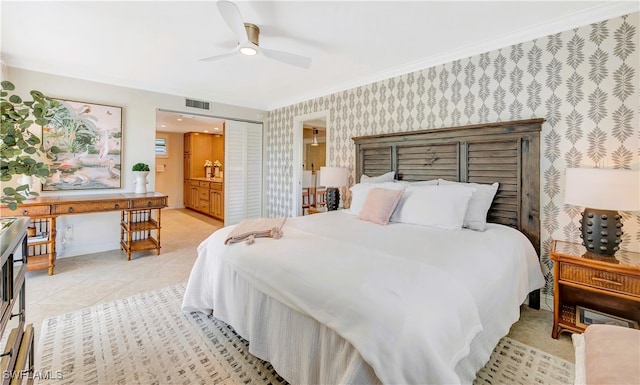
[200,0,312,69]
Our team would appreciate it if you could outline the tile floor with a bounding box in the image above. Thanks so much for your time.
[22,208,575,365]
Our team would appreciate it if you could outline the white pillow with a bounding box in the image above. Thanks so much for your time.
[438,179,499,231]
[360,171,395,183]
[396,179,439,187]
[390,185,474,230]
[348,182,405,215]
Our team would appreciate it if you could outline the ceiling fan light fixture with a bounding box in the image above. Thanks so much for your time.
[240,46,258,56]
[205,2,311,68]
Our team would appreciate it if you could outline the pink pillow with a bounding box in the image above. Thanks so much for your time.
[357,188,404,225]
[584,325,640,385]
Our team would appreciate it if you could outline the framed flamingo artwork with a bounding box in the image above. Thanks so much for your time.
[42,99,123,191]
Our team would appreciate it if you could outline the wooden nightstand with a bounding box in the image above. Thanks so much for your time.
[550,240,640,338]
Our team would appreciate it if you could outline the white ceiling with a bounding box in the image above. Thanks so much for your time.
[156,109,225,133]
[2,1,637,111]
[154,109,326,134]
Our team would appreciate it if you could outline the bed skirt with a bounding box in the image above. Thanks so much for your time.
[199,260,500,385]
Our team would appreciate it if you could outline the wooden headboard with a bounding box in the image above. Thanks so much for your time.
[352,118,543,256]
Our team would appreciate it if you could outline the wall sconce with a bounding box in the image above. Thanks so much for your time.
[564,167,640,257]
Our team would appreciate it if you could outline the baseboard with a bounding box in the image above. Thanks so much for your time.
[523,291,553,312]
[57,241,120,259]
[540,293,553,312]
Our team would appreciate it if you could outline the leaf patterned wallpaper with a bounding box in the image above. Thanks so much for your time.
[266,13,639,293]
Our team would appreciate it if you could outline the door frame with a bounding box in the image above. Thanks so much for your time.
[292,110,331,217]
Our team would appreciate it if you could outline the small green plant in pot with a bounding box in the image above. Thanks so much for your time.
[132,163,150,172]
[132,163,150,193]
[1,81,60,210]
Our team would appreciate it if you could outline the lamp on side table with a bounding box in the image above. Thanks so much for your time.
[320,167,349,211]
[564,167,640,257]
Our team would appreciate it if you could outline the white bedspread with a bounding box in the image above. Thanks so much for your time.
[183,211,545,384]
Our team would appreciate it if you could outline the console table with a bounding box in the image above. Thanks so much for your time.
[0,192,167,275]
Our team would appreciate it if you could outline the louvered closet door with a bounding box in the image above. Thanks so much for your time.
[224,120,263,226]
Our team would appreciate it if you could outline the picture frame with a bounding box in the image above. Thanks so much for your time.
[42,99,122,191]
[576,306,639,329]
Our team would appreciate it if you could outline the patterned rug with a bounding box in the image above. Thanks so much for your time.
[474,337,574,385]
[37,284,574,385]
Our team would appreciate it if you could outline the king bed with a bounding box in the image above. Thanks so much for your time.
[182,119,546,384]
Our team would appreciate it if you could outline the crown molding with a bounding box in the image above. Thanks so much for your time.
[268,2,639,111]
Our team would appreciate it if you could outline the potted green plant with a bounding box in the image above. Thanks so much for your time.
[1,81,60,210]
[132,162,150,172]
[132,162,150,193]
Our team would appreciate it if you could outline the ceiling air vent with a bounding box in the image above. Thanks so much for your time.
[185,98,210,110]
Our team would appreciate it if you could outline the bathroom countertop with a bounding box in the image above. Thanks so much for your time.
[191,177,223,183]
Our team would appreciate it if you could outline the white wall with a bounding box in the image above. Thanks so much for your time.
[155,131,184,209]
[7,67,265,257]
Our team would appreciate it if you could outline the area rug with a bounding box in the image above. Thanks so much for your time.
[473,337,574,385]
[37,284,574,385]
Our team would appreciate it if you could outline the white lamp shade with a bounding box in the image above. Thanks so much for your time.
[564,168,640,211]
[302,170,313,188]
[320,167,349,187]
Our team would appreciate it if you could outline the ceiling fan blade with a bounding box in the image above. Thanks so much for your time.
[199,51,238,62]
[261,47,312,69]
[217,0,248,43]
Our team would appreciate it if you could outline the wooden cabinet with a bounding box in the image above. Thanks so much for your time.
[184,132,213,179]
[183,132,225,211]
[185,179,224,220]
[210,183,224,220]
[189,180,200,210]
[183,153,192,179]
[212,134,224,174]
[550,240,640,338]
[183,180,191,208]
[197,182,210,213]
[184,132,192,154]
[1,217,34,384]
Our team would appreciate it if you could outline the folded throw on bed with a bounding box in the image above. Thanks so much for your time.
[224,217,286,245]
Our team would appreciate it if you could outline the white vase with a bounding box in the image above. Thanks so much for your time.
[133,171,149,194]
[18,174,37,200]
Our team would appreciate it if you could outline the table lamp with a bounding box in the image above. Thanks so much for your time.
[320,167,349,211]
[564,167,640,256]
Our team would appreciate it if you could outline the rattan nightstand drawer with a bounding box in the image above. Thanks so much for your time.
[559,262,640,297]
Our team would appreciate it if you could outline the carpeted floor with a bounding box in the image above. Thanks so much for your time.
[37,284,574,385]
